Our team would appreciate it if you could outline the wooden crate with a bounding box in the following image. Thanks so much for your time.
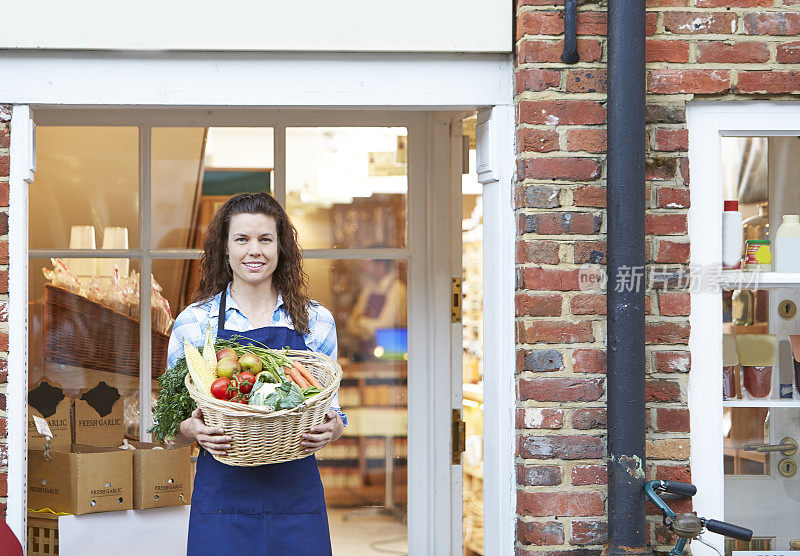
[27,514,58,556]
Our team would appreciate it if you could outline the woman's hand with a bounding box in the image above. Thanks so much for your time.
[301,410,343,454]
[178,408,232,456]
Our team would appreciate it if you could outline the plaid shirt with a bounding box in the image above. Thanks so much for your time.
[167,284,347,425]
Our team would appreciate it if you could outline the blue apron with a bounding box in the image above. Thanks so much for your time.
[187,291,332,556]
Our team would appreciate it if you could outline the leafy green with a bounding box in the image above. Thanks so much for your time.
[148,357,196,443]
[302,386,321,399]
[260,381,306,410]
[248,379,281,407]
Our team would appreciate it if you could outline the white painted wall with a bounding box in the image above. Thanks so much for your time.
[3,0,511,52]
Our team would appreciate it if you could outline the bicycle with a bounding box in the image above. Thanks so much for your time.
[645,480,753,556]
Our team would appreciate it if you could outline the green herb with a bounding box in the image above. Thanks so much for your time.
[148,356,196,443]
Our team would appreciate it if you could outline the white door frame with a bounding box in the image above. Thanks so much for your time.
[3,49,516,553]
[9,105,516,554]
[687,100,800,556]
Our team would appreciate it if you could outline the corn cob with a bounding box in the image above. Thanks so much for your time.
[201,325,217,371]
[184,339,215,394]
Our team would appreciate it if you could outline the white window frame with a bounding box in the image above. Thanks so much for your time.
[4,51,515,554]
[687,100,800,556]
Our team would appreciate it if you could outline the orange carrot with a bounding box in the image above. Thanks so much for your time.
[285,367,309,388]
[293,361,322,389]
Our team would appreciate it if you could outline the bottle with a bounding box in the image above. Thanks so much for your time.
[732,289,755,325]
[775,214,800,272]
[722,200,743,270]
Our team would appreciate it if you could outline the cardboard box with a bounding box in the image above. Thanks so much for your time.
[72,381,124,446]
[129,441,192,509]
[28,380,71,452]
[28,445,133,515]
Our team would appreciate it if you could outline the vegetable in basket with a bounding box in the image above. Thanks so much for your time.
[148,356,196,443]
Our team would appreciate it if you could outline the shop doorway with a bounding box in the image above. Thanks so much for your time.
[18,109,476,555]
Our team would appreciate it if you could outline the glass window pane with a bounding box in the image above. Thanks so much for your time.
[286,128,408,249]
[28,257,148,447]
[304,258,408,551]
[151,127,273,249]
[30,127,139,250]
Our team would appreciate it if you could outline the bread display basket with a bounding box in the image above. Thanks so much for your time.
[184,349,343,466]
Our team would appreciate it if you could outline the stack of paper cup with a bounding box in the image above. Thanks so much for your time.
[98,227,129,277]
[66,225,97,277]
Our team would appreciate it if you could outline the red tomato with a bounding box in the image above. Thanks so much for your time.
[237,372,256,394]
[210,377,234,400]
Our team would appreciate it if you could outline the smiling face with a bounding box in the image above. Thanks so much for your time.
[226,212,280,289]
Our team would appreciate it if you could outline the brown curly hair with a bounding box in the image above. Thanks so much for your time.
[193,192,312,334]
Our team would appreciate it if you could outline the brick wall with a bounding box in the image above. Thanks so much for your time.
[515,2,800,553]
[0,106,10,518]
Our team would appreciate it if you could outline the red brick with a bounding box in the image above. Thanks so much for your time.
[570,294,606,315]
[646,379,682,402]
[573,186,606,208]
[658,292,691,316]
[517,408,565,429]
[519,377,604,402]
[0,213,7,236]
[517,239,560,264]
[519,157,601,181]
[645,213,687,235]
[517,11,564,38]
[663,12,737,34]
[572,520,608,545]
[0,156,8,179]
[516,68,561,94]
[647,104,686,124]
[735,71,800,94]
[523,267,581,290]
[0,272,8,295]
[518,491,604,517]
[0,183,7,206]
[572,465,607,487]
[517,293,564,317]
[0,417,6,437]
[517,185,561,209]
[0,128,8,149]
[645,322,690,344]
[519,100,606,126]
[777,42,800,63]
[572,349,606,373]
[565,129,607,154]
[654,351,691,373]
[696,41,770,64]
[646,157,678,181]
[517,39,603,64]
[572,408,607,430]
[653,129,688,152]
[574,241,607,264]
[656,408,690,432]
[0,242,8,265]
[0,471,6,498]
[679,158,690,185]
[654,464,691,483]
[648,69,730,94]
[566,69,607,94]
[656,187,690,208]
[697,0,771,5]
[518,128,560,152]
[573,12,655,36]
[517,464,563,486]
[518,520,565,546]
[743,12,800,35]
[518,434,603,459]
[519,212,602,235]
[0,357,7,382]
[646,40,690,63]
[517,320,595,344]
[518,0,565,5]
[655,240,690,263]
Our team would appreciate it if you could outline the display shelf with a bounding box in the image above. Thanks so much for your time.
[719,271,800,289]
[723,399,800,408]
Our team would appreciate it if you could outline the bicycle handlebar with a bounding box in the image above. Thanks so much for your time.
[705,519,753,542]
[660,481,697,497]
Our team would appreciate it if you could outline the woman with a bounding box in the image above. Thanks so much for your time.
[168,192,347,556]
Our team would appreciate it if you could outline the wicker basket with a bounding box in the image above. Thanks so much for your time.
[44,285,169,379]
[185,349,343,466]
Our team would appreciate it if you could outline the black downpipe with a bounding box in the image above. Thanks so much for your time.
[606,0,650,552]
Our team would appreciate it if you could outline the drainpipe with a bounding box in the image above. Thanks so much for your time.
[606,0,651,553]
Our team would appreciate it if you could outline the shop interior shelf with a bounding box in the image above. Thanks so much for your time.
[722,399,800,408]
[719,271,800,289]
